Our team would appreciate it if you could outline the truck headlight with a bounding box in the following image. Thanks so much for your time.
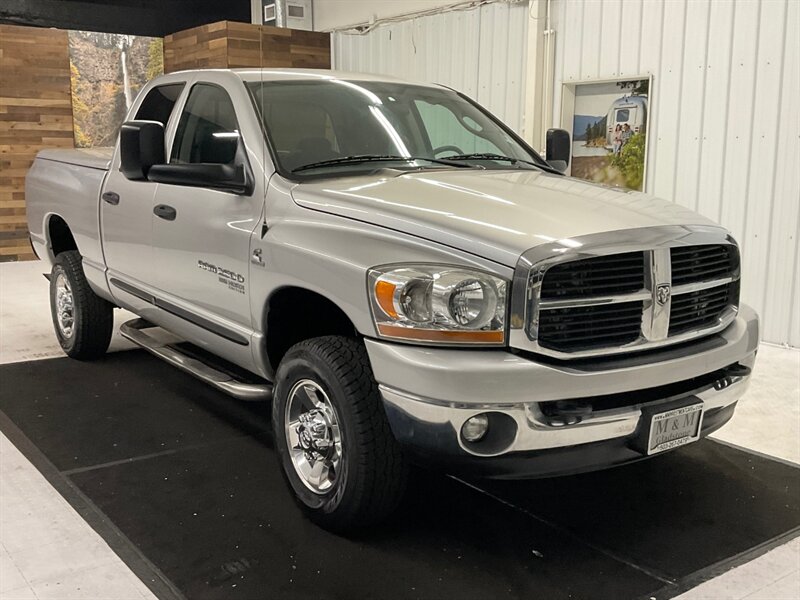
[368,265,507,345]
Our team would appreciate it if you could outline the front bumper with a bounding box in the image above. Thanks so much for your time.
[366,304,759,479]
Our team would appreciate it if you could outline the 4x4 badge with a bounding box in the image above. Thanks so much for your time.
[656,284,671,305]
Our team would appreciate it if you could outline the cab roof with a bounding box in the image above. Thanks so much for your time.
[165,67,441,88]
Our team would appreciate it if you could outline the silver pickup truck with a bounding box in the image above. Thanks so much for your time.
[26,69,758,532]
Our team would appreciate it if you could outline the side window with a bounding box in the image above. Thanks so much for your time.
[134,83,185,125]
[171,84,240,165]
[414,100,503,156]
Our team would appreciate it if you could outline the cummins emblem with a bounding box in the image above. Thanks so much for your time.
[656,284,671,306]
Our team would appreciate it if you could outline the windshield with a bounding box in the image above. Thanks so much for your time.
[246,79,547,178]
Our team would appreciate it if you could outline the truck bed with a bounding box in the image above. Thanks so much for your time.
[25,148,112,295]
[37,147,113,171]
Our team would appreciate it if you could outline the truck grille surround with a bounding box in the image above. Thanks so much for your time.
[509,227,741,359]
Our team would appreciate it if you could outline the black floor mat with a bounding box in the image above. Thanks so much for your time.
[2,351,798,600]
[479,441,800,580]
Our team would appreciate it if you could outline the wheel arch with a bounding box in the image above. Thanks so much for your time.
[262,285,362,375]
[45,213,79,259]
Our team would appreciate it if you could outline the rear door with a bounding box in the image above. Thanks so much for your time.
[102,81,186,307]
[150,76,265,349]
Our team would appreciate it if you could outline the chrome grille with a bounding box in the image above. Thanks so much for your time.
[670,245,738,286]
[540,252,645,299]
[510,227,741,359]
[538,301,643,351]
[669,280,739,336]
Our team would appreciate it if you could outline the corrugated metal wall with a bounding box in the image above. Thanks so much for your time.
[551,0,800,347]
[332,1,530,133]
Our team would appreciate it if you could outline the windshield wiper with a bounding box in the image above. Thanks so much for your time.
[443,153,536,166]
[444,153,564,175]
[292,154,479,173]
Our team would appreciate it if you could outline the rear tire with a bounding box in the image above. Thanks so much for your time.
[49,250,114,360]
[272,336,408,533]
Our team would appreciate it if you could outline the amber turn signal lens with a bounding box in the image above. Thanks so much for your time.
[375,280,398,318]
[377,324,504,344]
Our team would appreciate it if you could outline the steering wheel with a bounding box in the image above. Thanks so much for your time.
[433,145,465,158]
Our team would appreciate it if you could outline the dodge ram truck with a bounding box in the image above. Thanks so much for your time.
[26,69,758,532]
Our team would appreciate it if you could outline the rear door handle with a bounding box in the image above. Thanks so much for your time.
[102,191,120,205]
[154,204,177,221]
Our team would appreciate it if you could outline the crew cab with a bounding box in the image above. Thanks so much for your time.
[26,69,758,532]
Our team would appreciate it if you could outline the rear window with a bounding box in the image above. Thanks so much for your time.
[135,83,185,126]
[615,108,630,123]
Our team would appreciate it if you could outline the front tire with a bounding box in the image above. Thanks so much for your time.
[49,250,114,360]
[272,336,408,533]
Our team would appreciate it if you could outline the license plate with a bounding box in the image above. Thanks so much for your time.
[647,403,704,455]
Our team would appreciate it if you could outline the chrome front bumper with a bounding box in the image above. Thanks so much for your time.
[366,304,759,477]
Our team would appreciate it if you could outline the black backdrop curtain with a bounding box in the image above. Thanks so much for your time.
[0,0,250,37]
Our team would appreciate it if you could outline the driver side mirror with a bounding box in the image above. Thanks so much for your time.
[146,130,253,195]
[546,128,571,173]
[147,162,252,195]
[119,120,165,181]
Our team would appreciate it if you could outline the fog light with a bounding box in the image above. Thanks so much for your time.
[462,414,489,442]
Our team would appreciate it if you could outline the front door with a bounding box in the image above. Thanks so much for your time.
[101,82,186,300]
[151,81,263,346]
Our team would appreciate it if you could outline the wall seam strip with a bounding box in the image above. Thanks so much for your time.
[738,0,764,259]
[669,0,690,205]
[787,195,800,346]
[691,0,713,214]
[716,0,737,225]
[596,0,603,77]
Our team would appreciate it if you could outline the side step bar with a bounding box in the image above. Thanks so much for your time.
[120,318,272,401]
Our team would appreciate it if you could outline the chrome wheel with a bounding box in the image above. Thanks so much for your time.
[54,272,75,339]
[284,379,343,494]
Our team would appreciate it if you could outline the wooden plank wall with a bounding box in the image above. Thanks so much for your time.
[164,21,330,73]
[0,21,329,262]
[0,25,74,262]
[163,20,229,72]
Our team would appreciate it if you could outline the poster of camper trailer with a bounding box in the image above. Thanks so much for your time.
[570,79,649,191]
[68,31,163,148]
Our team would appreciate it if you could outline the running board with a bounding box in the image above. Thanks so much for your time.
[120,319,272,401]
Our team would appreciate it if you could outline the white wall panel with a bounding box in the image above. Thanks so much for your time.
[766,0,800,347]
[313,0,457,31]
[618,0,642,77]
[332,1,529,133]
[673,0,710,214]
[552,0,800,347]
[579,0,602,80]
[695,0,735,222]
[598,0,622,78]
[741,0,789,333]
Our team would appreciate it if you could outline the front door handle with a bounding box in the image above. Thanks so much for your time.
[102,191,120,205]
[154,204,177,221]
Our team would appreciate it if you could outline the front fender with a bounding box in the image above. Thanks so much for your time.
[251,214,513,335]
[247,202,514,378]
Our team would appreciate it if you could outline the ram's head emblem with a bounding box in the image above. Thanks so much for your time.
[656,284,671,306]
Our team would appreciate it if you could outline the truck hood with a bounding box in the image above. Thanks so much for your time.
[291,169,717,266]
